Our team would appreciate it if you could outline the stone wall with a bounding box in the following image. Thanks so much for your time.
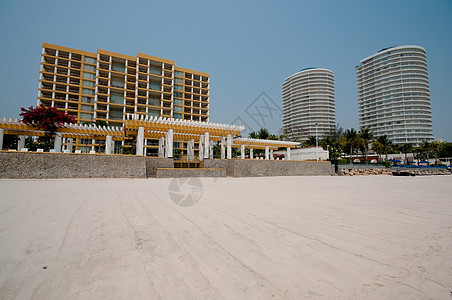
[204,159,332,177]
[156,168,226,178]
[145,157,174,177]
[0,152,147,179]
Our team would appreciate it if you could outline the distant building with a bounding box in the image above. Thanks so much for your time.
[356,45,434,147]
[282,68,336,141]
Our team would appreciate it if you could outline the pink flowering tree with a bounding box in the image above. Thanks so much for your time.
[20,105,76,150]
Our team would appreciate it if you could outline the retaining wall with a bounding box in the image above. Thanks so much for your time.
[0,152,173,179]
[203,159,332,177]
[156,168,226,178]
[0,152,332,179]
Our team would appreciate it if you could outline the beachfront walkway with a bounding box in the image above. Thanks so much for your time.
[0,176,451,299]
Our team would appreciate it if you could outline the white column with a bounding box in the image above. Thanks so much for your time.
[227,134,232,159]
[209,140,213,159]
[164,132,169,157]
[158,137,164,157]
[265,146,269,160]
[0,128,3,151]
[67,138,73,152]
[270,149,274,160]
[240,144,245,159]
[287,147,291,160]
[17,135,26,151]
[106,135,113,154]
[204,132,209,159]
[188,139,194,160]
[136,126,144,155]
[250,148,253,159]
[167,129,173,158]
[220,137,225,159]
[198,135,204,161]
[54,132,62,152]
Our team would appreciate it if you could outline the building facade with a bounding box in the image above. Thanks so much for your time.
[37,43,210,127]
[356,45,434,147]
[37,43,210,153]
[282,68,335,141]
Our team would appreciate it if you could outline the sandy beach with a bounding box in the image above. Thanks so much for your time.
[0,176,451,299]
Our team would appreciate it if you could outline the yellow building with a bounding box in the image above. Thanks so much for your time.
[37,43,210,154]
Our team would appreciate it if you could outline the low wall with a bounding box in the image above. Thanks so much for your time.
[0,152,332,179]
[204,159,332,177]
[0,152,175,179]
[145,157,174,177]
[156,168,226,178]
[0,152,147,179]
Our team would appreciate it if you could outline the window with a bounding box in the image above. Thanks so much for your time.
[148,110,160,117]
[149,81,161,91]
[149,98,160,106]
[81,104,93,111]
[173,113,182,119]
[174,85,182,91]
[150,65,161,75]
[175,78,183,84]
[175,71,183,77]
[84,57,96,64]
[112,61,125,72]
[111,77,124,88]
[79,138,92,144]
[174,106,182,112]
[174,99,183,105]
[81,96,93,103]
[109,108,123,120]
[83,72,95,79]
[83,65,96,72]
[82,88,94,95]
[82,80,95,87]
[174,91,183,98]
[80,113,93,120]
[110,92,124,104]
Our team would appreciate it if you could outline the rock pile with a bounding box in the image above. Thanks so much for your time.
[394,169,451,176]
[340,168,451,176]
[341,168,392,176]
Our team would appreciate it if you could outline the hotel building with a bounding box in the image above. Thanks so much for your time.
[282,68,336,141]
[37,43,210,153]
[356,45,434,147]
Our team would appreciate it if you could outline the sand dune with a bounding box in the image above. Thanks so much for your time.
[0,176,451,299]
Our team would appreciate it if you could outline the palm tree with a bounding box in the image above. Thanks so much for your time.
[248,131,258,139]
[399,143,413,165]
[420,141,432,162]
[304,136,317,147]
[372,140,383,162]
[430,141,442,164]
[257,128,270,140]
[358,128,374,164]
[344,128,358,164]
[375,135,392,161]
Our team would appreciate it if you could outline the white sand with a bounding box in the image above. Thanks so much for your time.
[0,176,451,299]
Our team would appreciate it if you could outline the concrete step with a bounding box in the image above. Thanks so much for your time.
[156,168,226,178]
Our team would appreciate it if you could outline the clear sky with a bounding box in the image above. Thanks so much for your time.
[0,0,451,140]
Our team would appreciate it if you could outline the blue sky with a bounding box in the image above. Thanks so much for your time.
[0,0,451,140]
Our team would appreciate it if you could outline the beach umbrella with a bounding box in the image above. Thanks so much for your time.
[419,160,429,163]
[353,158,361,163]
[393,159,401,162]
[370,159,377,164]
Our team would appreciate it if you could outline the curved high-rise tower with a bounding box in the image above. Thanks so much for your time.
[356,45,434,147]
[282,68,335,141]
